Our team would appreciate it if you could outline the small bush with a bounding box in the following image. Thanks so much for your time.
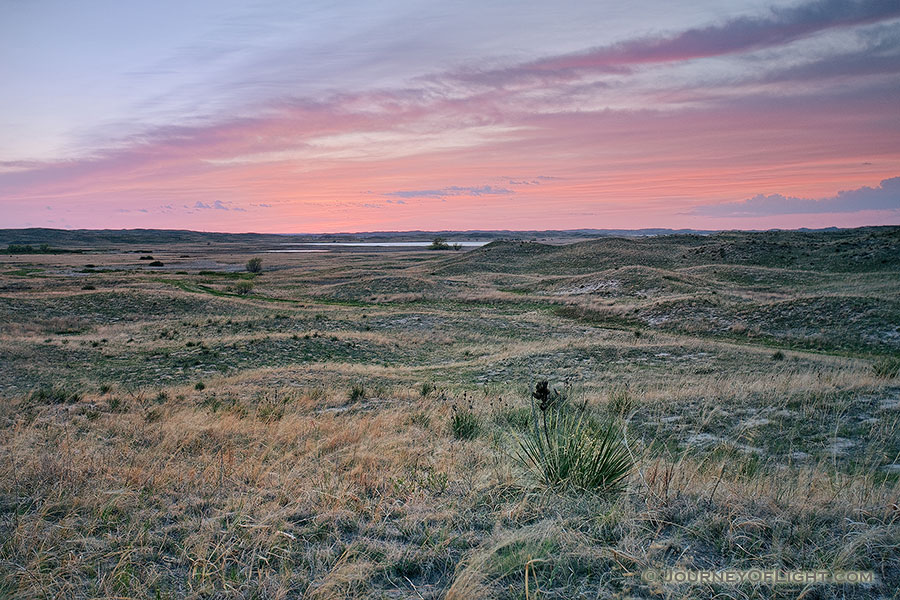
[873,356,900,378]
[147,261,164,267]
[419,382,435,397]
[451,406,480,440]
[233,281,254,295]
[772,350,785,361]
[246,257,263,273]
[428,237,450,250]
[81,284,96,290]
[194,381,205,391]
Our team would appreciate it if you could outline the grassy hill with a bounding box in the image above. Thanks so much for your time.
[439,227,900,274]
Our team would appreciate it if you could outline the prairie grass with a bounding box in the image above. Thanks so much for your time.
[1,229,898,598]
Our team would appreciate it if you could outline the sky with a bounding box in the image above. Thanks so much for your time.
[1,0,899,233]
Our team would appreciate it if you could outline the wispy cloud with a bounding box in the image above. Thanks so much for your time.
[694,176,900,217]
[455,0,900,85]
[385,185,515,199]
[193,200,246,211]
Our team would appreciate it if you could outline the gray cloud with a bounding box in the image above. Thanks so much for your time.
[695,176,900,217]
[194,199,244,211]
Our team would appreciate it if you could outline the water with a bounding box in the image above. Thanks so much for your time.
[265,249,330,253]
[276,241,489,248]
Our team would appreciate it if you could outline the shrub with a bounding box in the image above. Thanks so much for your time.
[147,261,164,267]
[873,356,900,378]
[428,237,450,250]
[246,257,263,273]
[233,281,254,295]
[772,350,785,361]
[451,404,480,440]
[419,381,435,397]
[194,381,205,391]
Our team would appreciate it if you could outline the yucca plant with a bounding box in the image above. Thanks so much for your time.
[516,381,632,494]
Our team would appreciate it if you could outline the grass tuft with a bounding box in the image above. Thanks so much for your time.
[348,383,366,402]
[28,385,81,404]
[872,356,900,378]
[451,405,480,440]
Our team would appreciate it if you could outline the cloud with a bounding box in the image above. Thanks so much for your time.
[385,185,515,199]
[454,0,900,84]
[194,199,241,211]
[694,176,900,217]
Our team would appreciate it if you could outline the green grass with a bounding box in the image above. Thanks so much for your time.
[451,407,480,440]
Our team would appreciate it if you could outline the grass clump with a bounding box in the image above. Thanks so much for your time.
[451,403,480,440]
[872,356,900,378]
[28,385,81,404]
[348,382,366,402]
[607,386,634,417]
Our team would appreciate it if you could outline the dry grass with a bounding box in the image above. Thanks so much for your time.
[1,231,899,598]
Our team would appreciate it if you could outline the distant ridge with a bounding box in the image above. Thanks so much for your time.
[0,225,883,246]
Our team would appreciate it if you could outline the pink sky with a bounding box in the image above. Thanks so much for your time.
[1,0,898,232]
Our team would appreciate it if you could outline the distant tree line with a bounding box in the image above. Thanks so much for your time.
[429,237,462,251]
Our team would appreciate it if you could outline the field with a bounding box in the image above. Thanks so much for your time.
[1,227,899,599]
